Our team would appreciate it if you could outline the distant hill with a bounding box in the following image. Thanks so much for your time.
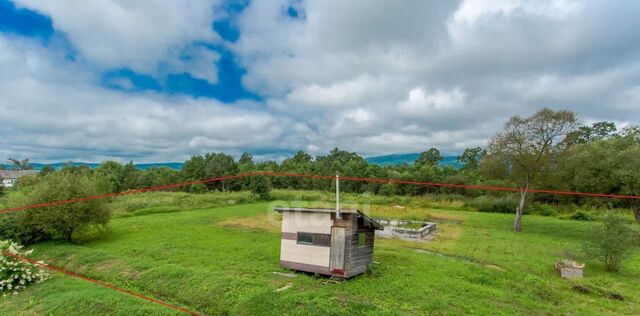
[3,154,460,171]
[365,153,461,168]
[1,162,185,171]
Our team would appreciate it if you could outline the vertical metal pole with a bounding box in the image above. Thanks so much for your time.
[336,172,340,218]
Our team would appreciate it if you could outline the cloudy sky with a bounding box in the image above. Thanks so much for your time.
[1,0,639,163]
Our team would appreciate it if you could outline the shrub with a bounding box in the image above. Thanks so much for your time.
[584,213,639,272]
[469,195,519,213]
[570,210,594,221]
[249,175,272,200]
[10,172,111,243]
[539,206,556,217]
[0,214,51,245]
[379,183,396,196]
[0,240,49,297]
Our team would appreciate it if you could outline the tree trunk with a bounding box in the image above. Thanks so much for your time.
[514,184,529,232]
[633,203,640,224]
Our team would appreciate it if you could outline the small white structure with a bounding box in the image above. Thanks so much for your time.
[374,219,437,240]
[555,260,585,279]
[275,207,383,278]
[0,170,37,188]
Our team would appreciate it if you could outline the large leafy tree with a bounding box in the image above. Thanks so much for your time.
[484,108,578,232]
[95,161,124,192]
[16,171,111,243]
[415,148,442,166]
[457,147,486,174]
[559,133,640,224]
[203,153,238,191]
[566,121,618,145]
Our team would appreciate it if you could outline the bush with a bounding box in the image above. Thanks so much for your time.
[9,172,111,243]
[584,213,639,272]
[0,240,49,297]
[570,210,594,221]
[379,183,396,196]
[469,195,519,213]
[249,175,272,200]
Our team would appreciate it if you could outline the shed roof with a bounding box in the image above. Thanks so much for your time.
[274,207,384,230]
[0,170,37,179]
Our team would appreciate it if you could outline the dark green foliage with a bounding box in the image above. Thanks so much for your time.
[457,147,485,173]
[469,195,519,213]
[39,165,55,176]
[584,213,639,272]
[570,210,594,221]
[566,121,618,145]
[416,148,442,166]
[249,175,271,200]
[7,172,111,243]
[379,183,396,196]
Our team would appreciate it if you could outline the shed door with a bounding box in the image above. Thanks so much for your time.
[329,227,346,275]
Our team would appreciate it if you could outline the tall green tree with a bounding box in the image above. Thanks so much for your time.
[249,175,272,200]
[416,148,442,166]
[204,153,238,191]
[566,121,617,145]
[457,147,486,173]
[484,108,578,232]
[120,162,142,190]
[559,135,640,223]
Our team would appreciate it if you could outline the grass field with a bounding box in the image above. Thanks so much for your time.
[1,194,639,315]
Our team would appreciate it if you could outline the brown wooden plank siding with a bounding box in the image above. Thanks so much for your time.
[343,224,375,277]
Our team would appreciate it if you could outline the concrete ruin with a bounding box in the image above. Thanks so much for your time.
[373,219,437,241]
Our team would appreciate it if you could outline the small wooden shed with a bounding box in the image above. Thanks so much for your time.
[275,207,383,278]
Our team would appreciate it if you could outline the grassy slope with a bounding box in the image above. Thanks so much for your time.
[1,201,639,315]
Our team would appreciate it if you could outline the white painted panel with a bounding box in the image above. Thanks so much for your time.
[281,212,332,234]
[280,239,330,267]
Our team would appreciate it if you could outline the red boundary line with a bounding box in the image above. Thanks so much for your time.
[1,171,639,215]
[0,251,200,316]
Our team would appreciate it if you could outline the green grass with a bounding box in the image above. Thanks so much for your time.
[1,194,639,315]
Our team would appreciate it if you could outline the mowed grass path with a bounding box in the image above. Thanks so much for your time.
[1,202,639,315]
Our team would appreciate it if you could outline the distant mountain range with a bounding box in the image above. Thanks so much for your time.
[2,154,460,171]
[365,154,461,168]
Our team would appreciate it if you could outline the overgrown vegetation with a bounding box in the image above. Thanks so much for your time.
[584,213,640,272]
[0,202,637,315]
[2,108,639,239]
[0,172,111,244]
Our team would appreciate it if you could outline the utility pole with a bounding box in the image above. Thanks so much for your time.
[336,172,340,218]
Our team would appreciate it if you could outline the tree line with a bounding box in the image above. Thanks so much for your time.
[4,108,640,232]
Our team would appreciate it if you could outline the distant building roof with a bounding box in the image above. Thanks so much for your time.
[274,207,384,230]
[0,170,38,179]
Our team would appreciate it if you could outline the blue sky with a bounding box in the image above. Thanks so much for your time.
[1,0,639,162]
[1,0,258,103]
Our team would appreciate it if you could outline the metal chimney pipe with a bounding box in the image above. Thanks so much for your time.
[336,172,340,218]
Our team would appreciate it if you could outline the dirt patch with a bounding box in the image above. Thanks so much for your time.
[484,264,506,272]
[217,214,281,233]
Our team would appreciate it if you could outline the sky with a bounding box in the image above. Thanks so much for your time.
[1,0,639,163]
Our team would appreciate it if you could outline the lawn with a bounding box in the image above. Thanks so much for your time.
[1,195,639,315]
